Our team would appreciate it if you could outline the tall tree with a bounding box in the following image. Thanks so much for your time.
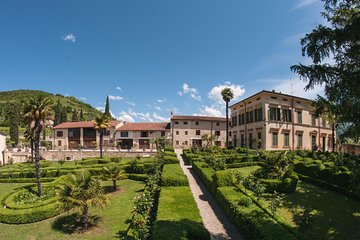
[60,107,68,123]
[291,0,360,141]
[23,96,53,196]
[104,96,111,119]
[72,109,79,122]
[7,103,20,146]
[94,114,110,158]
[24,127,34,162]
[60,170,111,230]
[221,88,234,148]
[80,109,85,121]
[54,99,62,126]
[313,95,338,152]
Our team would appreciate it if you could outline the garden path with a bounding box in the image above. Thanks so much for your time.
[175,149,244,240]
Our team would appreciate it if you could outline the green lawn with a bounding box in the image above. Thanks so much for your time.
[152,186,209,240]
[0,179,145,240]
[0,182,32,199]
[268,181,360,240]
[235,165,261,177]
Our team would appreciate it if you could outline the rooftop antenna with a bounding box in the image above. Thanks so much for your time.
[290,78,295,95]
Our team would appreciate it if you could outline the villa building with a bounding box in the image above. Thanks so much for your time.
[115,122,171,150]
[229,90,335,151]
[170,115,227,148]
[53,120,121,150]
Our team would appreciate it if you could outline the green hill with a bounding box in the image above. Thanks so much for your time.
[0,89,101,127]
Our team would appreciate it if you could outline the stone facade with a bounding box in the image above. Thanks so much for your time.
[170,115,227,149]
[0,132,6,165]
[230,90,335,151]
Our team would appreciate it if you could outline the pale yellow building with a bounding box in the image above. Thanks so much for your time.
[229,90,335,151]
[115,122,171,150]
[53,120,121,150]
[170,115,227,149]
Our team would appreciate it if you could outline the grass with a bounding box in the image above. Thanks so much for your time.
[0,179,145,240]
[0,182,32,199]
[235,165,261,177]
[152,186,209,240]
[264,181,360,240]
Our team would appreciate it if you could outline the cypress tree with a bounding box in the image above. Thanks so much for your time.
[54,99,62,126]
[80,109,85,121]
[60,107,68,123]
[104,96,111,118]
[72,109,79,122]
[7,103,19,146]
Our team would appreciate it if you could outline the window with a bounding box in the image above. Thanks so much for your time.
[215,141,221,146]
[183,121,188,125]
[141,131,148,137]
[297,111,302,124]
[297,134,303,147]
[175,121,179,125]
[58,140,62,146]
[196,130,201,135]
[272,132,278,146]
[161,131,165,137]
[312,135,317,149]
[249,133,253,149]
[312,115,317,126]
[216,122,220,126]
[215,131,220,136]
[176,131,179,135]
[176,141,179,145]
[184,141,188,145]
[195,121,199,125]
[284,133,290,147]
[121,131,129,137]
[246,111,253,123]
[240,134,244,147]
[271,96,277,99]
[239,113,245,125]
[104,130,110,136]
[254,108,263,122]
[257,132,262,148]
[282,109,292,122]
[322,119,326,127]
[185,131,188,135]
[56,131,63,137]
[269,107,281,121]
[232,115,237,126]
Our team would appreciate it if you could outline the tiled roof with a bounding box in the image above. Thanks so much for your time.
[117,122,170,131]
[171,115,226,122]
[53,120,120,129]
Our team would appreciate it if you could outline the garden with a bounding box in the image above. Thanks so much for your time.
[184,147,360,240]
[0,146,209,240]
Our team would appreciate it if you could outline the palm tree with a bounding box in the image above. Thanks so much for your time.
[221,88,234,148]
[313,95,338,152]
[102,164,123,191]
[60,170,111,230]
[23,96,52,196]
[24,127,34,162]
[94,114,110,158]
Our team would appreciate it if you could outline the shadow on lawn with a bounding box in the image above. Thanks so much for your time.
[51,213,102,234]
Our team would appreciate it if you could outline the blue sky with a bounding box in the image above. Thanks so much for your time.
[0,0,326,122]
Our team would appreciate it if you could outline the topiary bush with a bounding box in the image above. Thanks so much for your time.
[161,165,188,187]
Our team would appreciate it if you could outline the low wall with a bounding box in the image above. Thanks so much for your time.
[40,149,157,161]
[340,144,360,156]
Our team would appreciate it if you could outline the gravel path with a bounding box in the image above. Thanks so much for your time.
[175,149,244,240]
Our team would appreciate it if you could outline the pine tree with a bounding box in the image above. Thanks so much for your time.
[104,96,111,118]
[72,109,79,122]
[60,107,68,123]
[80,109,85,121]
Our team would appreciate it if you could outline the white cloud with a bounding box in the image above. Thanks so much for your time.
[116,86,122,91]
[198,105,224,117]
[61,33,76,42]
[208,82,245,105]
[270,77,324,99]
[153,113,168,121]
[108,95,124,101]
[125,101,136,106]
[157,98,166,103]
[78,97,87,101]
[290,0,319,12]
[118,111,135,122]
[96,106,105,112]
[154,106,162,111]
[178,83,201,101]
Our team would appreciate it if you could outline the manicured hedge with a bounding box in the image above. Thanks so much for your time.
[163,155,179,164]
[0,202,62,224]
[216,186,296,240]
[4,191,58,210]
[192,162,214,192]
[161,164,188,187]
[0,178,55,183]
[164,151,177,157]
[152,186,210,240]
[259,174,299,193]
[123,173,149,182]
[226,162,261,169]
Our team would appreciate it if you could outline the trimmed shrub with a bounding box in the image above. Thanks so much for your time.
[333,171,352,188]
[226,162,260,169]
[260,174,298,193]
[212,170,234,188]
[163,155,179,164]
[192,162,214,192]
[110,157,121,163]
[161,164,188,187]
[164,151,177,157]
[123,174,148,182]
[0,178,55,183]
